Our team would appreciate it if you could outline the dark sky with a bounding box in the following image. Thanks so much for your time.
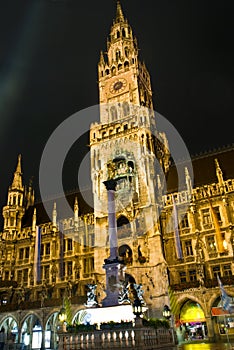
[0,0,234,225]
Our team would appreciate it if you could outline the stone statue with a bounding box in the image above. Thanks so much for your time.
[107,161,116,180]
[85,284,98,307]
[118,282,130,304]
[133,283,145,304]
[17,286,25,305]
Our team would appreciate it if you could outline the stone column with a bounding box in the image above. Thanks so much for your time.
[102,179,124,307]
[103,179,118,259]
[206,316,215,341]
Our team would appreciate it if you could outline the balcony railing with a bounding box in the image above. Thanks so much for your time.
[171,275,234,291]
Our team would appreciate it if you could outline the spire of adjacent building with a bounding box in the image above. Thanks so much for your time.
[11,154,23,190]
[115,0,125,23]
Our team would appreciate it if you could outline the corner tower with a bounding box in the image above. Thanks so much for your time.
[2,155,25,237]
[90,1,170,317]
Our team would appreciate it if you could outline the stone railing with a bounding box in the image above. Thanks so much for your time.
[162,179,234,207]
[58,327,175,350]
[171,275,234,292]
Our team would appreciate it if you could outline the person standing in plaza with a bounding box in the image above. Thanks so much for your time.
[0,327,6,350]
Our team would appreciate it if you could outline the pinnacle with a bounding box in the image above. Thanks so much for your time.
[115,0,124,22]
[16,154,22,174]
[11,154,23,190]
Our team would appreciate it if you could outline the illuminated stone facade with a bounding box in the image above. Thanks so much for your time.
[0,1,234,347]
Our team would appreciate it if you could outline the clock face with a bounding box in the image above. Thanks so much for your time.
[110,78,127,94]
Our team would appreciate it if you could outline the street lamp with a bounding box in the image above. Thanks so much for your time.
[58,307,67,323]
[132,298,143,327]
[162,305,171,320]
[58,307,67,332]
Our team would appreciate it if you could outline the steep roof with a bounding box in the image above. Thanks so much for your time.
[22,188,94,228]
[166,144,234,193]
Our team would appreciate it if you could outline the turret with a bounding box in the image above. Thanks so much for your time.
[2,154,25,233]
[185,167,193,195]
[25,177,35,209]
[215,158,224,186]
[32,207,37,234]
[74,197,79,231]
[52,202,57,230]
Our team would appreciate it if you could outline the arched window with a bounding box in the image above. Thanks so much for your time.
[122,29,126,37]
[118,63,122,70]
[117,31,120,38]
[124,47,129,58]
[116,50,121,61]
[111,66,116,75]
[105,69,109,76]
[117,215,129,227]
[117,216,131,239]
[123,102,130,117]
[124,61,129,71]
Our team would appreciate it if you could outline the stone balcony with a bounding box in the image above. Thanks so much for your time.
[58,326,175,350]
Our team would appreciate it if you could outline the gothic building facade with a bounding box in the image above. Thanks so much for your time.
[0,1,234,347]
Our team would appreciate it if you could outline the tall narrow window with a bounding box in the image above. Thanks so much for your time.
[184,240,193,256]
[202,209,212,228]
[207,236,216,252]
[123,102,130,117]
[110,106,117,121]
[67,239,73,251]
[67,261,73,276]
[180,213,189,229]
[19,248,24,260]
[45,243,50,255]
[25,247,30,259]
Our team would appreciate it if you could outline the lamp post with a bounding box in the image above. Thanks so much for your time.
[58,307,67,332]
[132,298,143,327]
[162,305,171,320]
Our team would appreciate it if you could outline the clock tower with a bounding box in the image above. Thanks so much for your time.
[90,1,170,317]
[98,0,153,124]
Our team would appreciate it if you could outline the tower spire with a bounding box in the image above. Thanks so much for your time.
[115,0,124,22]
[11,154,23,191]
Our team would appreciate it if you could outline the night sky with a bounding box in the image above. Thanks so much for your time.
[0,0,233,227]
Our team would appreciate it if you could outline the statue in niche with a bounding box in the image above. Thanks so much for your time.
[107,161,116,180]
[40,283,48,307]
[85,284,98,307]
[137,245,146,263]
[29,265,34,285]
[51,262,58,283]
[66,280,73,299]
[17,286,25,305]
[74,259,81,280]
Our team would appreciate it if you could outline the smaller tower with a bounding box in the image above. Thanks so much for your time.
[32,208,37,234]
[2,155,25,233]
[215,158,224,186]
